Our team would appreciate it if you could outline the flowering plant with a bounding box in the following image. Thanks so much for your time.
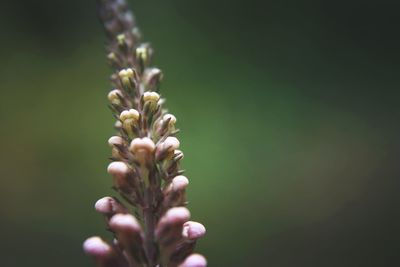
[83,1,207,266]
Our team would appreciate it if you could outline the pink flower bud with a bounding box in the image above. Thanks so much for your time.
[109,214,142,233]
[182,221,206,240]
[178,254,207,267]
[95,196,127,215]
[83,236,112,258]
[172,175,189,191]
[162,207,191,224]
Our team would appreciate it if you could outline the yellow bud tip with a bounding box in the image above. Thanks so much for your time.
[119,109,140,121]
[107,89,122,103]
[143,92,160,103]
[118,68,135,79]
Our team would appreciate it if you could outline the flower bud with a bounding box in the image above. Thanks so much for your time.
[109,213,142,233]
[117,33,126,46]
[156,136,180,161]
[107,89,123,105]
[107,161,130,177]
[136,43,153,69]
[142,91,160,113]
[143,68,163,91]
[129,137,155,165]
[83,236,112,258]
[109,214,146,264]
[178,254,207,267]
[107,52,120,68]
[95,196,127,216]
[107,161,135,194]
[182,221,206,240]
[164,113,177,126]
[143,91,160,103]
[114,120,122,129]
[108,136,125,147]
[172,175,189,191]
[164,136,180,151]
[119,109,139,121]
[118,68,136,89]
[119,109,140,137]
[156,207,191,247]
[108,136,126,159]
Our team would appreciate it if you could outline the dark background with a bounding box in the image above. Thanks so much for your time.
[0,0,399,266]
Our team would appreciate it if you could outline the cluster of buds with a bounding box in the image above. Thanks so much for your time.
[84,1,207,266]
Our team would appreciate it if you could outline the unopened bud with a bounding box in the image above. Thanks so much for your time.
[158,207,190,229]
[109,214,142,233]
[143,68,163,91]
[83,237,112,258]
[129,137,155,164]
[172,175,189,191]
[109,214,146,264]
[107,89,123,105]
[163,114,177,126]
[120,109,139,122]
[118,68,136,89]
[178,254,207,267]
[130,137,155,153]
[119,109,140,137]
[143,91,160,103]
[164,136,180,151]
[107,161,130,177]
[136,43,152,69]
[95,196,127,215]
[156,136,180,161]
[108,136,125,147]
[182,221,206,240]
[107,52,120,68]
[117,34,126,46]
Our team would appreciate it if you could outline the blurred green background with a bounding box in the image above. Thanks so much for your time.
[0,0,399,266]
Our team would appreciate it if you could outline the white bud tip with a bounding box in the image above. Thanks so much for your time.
[108,136,124,146]
[107,161,130,176]
[164,136,180,151]
[163,114,177,124]
[178,254,207,267]
[164,207,191,223]
[172,175,189,191]
[143,92,160,102]
[130,137,156,153]
[183,221,206,240]
[109,214,141,232]
[83,237,112,257]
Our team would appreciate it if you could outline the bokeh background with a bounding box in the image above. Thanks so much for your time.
[0,0,399,266]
